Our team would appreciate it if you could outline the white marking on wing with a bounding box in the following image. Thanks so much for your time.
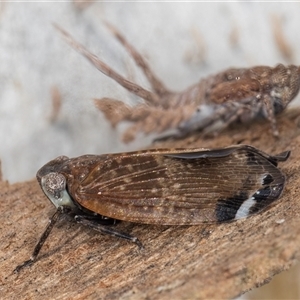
[234,196,256,220]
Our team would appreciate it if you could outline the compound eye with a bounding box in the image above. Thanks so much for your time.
[42,172,67,199]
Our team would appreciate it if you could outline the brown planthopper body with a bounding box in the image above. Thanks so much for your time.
[55,23,300,142]
[178,64,300,138]
[15,145,290,272]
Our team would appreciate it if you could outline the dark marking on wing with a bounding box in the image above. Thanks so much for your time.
[249,182,285,215]
[215,191,249,222]
[262,174,274,185]
[252,186,271,202]
[245,151,258,166]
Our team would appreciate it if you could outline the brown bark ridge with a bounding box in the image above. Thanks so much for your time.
[1,109,300,299]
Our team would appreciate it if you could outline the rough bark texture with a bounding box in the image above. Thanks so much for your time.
[1,109,300,300]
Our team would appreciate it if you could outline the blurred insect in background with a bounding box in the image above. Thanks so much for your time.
[55,23,300,142]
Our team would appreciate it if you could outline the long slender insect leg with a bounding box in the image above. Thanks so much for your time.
[75,213,118,225]
[74,215,143,249]
[14,207,64,273]
[104,21,172,98]
[54,24,159,106]
[263,95,279,136]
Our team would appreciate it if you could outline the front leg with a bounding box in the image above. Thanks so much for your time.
[262,94,279,137]
[14,207,68,273]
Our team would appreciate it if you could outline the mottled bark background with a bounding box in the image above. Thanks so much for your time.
[1,2,300,299]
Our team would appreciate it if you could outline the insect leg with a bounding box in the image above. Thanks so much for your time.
[94,97,133,126]
[104,21,172,99]
[74,215,143,249]
[263,95,279,136]
[54,24,159,105]
[14,207,65,273]
[75,213,119,225]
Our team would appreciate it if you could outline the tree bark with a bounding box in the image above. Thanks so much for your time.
[1,109,300,299]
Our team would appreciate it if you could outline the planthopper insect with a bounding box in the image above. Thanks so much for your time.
[15,145,290,272]
[55,23,300,142]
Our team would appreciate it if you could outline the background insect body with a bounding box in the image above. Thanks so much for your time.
[57,24,300,142]
[37,146,289,225]
[179,64,300,137]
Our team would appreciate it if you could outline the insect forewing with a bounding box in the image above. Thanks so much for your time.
[49,146,288,225]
